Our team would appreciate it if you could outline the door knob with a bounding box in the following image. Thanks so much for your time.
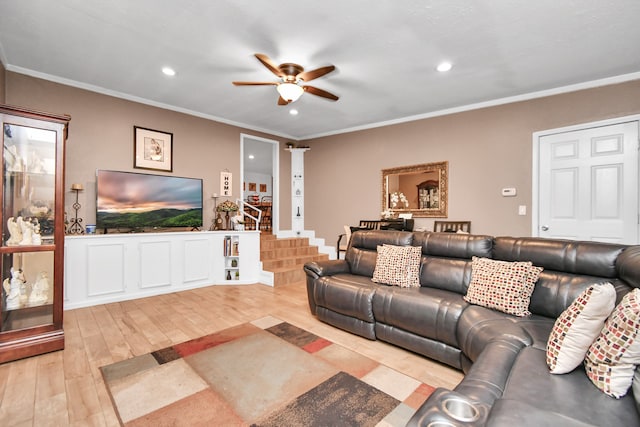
[541,225,549,231]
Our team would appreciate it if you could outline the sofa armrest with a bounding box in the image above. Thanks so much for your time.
[303,259,350,278]
[407,388,489,427]
[304,260,351,316]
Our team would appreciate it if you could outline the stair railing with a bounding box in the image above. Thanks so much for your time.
[238,199,262,230]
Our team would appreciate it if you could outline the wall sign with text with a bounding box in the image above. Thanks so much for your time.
[221,171,232,196]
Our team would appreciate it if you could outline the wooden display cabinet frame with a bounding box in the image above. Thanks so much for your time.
[0,105,69,364]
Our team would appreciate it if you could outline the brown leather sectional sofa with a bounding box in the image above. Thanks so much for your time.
[303,230,640,426]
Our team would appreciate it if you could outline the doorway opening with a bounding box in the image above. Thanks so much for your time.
[240,134,279,234]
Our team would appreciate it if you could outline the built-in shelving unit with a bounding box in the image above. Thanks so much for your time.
[223,234,240,281]
[64,230,260,310]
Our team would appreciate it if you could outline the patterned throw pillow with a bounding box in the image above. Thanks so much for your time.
[464,257,543,317]
[584,288,640,398]
[372,244,422,288]
[546,283,617,374]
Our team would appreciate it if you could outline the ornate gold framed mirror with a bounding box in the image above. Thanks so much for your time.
[381,161,448,218]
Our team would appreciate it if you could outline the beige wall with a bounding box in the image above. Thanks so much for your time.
[5,71,640,247]
[0,62,5,103]
[5,72,291,230]
[304,80,640,244]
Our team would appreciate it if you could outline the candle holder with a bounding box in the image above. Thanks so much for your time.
[210,195,223,231]
[68,184,85,234]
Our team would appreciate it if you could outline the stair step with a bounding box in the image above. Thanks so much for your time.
[260,246,320,260]
[259,235,328,286]
[262,254,327,270]
[269,265,308,286]
[260,237,310,250]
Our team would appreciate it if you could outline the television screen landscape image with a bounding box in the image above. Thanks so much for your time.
[96,170,203,230]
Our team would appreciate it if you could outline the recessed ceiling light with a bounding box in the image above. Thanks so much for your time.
[162,67,176,76]
[248,154,255,159]
[289,109,299,116]
[436,62,452,72]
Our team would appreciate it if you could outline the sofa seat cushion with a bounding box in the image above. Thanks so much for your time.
[372,286,468,348]
[501,346,640,427]
[375,323,464,369]
[314,274,377,323]
[457,305,535,362]
[486,399,599,427]
[316,307,376,340]
[510,316,554,351]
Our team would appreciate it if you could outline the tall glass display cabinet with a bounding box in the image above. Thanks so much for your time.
[0,105,70,363]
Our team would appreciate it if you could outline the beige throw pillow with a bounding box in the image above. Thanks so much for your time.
[372,244,421,288]
[585,288,640,398]
[546,283,617,374]
[464,257,543,317]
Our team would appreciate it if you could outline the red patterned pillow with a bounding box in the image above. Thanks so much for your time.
[546,283,616,374]
[372,244,422,288]
[584,288,640,398]
[464,257,543,317]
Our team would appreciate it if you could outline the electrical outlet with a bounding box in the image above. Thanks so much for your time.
[518,205,527,215]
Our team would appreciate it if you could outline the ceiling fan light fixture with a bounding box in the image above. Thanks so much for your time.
[277,83,304,102]
[436,62,452,72]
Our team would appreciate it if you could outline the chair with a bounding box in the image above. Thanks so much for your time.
[260,199,272,232]
[380,218,415,231]
[336,225,352,259]
[433,221,471,233]
[359,220,381,230]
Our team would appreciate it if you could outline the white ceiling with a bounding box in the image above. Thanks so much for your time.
[1,1,639,140]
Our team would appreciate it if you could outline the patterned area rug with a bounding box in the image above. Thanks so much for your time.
[101,316,435,426]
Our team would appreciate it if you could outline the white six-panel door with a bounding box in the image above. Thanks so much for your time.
[536,120,639,244]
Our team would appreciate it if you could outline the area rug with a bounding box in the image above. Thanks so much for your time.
[101,316,435,426]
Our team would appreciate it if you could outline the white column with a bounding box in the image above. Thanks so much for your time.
[288,147,309,235]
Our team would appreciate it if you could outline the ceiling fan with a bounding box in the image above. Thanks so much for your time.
[233,53,339,105]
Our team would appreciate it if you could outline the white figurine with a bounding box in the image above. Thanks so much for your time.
[28,271,49,307]
[18,216,34,245]
[3,267,26,310]
[231,212,245,231]
[6,217,22,246]
[5,145,24,172]
[31,219,41,245]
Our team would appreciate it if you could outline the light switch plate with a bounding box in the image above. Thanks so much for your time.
[518,205,527,215]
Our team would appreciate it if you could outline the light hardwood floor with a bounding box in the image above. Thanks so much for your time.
[0,282,463,426]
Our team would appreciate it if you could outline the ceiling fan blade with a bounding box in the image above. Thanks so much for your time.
[297,65,335,82]
[255,53,285,77]
[232,81,278,86]
[303,85,339,101]
[277,96,290,106]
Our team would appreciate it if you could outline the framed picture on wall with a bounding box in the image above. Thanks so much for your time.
[134,126,173,172]
[260,184,267,192]
[249,182,256,191]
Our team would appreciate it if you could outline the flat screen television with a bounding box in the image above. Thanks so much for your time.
[96,170,203,231]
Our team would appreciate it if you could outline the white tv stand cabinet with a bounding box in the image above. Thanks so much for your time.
[64,230,260,310]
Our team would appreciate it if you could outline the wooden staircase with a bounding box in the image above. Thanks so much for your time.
[260,233,329,286]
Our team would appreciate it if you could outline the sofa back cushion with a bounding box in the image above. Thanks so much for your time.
[346,230,413,277]
[494,237,629,317]
[493,237,625,277]
[414,232,494,294]
[616,246,640,289]
[414,232,494,259]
